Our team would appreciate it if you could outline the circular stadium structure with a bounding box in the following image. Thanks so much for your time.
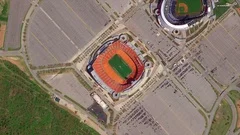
[87,35,145,98]
[155,0,209,30]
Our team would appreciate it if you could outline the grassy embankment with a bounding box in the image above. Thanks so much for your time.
[0,60,99,135]
[214,0,235,19]
[228,90,240,131]
[209,99,232,135]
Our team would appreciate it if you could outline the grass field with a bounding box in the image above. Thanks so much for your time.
[0,60,99,135]
[0,0,9,22]
[209,99,232,135]
[176,0,203,15]
[213,0,234,19]
[228,90,240,104]
[109,54,132,79]
[228,90,240,130]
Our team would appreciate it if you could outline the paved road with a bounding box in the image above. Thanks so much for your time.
[0,50,21,57]
[203,78,240,135]
[1,0,240,135]
[2,0,109,134]
[236,0,240,5]
[4,0,33,50]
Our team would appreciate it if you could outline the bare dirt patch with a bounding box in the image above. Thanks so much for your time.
[0,24,6,48]
[0,57,31,78]
[236,100,240,128]
[236,8,240,15]
[178,3,188,13]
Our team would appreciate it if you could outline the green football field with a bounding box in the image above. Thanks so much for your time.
[177,0,203,15]
[109,54,132,79]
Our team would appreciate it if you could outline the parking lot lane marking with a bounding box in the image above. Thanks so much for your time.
[156,93,197,135]
[202,35,237,72]
[218,22,240,47]
[39,8,79,50]
[63,0,96,36]
[31,32,59,62]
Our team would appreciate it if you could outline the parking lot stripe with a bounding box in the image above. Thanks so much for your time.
[63,0,96,36]
[39,7,79,50]
[218,22,240,47]
[156,91,196,135]
[31,32,59,62]
[202,35,237,72]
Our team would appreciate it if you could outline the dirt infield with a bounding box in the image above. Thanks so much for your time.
[176,0,203,15]
[178,3,188,13]
[0,24,6,48]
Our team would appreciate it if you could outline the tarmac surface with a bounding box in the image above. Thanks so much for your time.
[181,68,217,111]
[3,1,240,135]
[196,12,240,85]
[42,72,94,109]
[27,0,110,66]
[98,0,133,15]
[141,80,205,135]
[117,79,205,135]
[124,9,180,62]
[4,0,33,50]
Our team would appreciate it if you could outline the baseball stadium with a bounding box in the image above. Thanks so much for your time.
[155,0,210,29]
[87,35,145,98]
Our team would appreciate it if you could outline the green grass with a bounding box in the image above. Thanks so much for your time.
[177,0,202,15]
[228,90,240,104]
[228,90,240,131]
[108,54,132,79]
[0,60,99,135]
[217,0,235,5]
[209,99,232,135]
[214,7,229,19]
[0,0,9,22]
[213,0,234,19]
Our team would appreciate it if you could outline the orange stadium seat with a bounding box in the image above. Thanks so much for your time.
[92,40,144,93]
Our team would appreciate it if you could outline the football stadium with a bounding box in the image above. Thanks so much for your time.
[87,35,145,98]
[155,0,211,30]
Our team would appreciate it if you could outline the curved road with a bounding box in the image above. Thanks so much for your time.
[1,0,240,135]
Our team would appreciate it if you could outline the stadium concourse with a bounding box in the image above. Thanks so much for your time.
[87,34,145,99]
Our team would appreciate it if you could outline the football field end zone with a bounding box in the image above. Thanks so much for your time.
[176,0,203,15]
[109,54,132,79]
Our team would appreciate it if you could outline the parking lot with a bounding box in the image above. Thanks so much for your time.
[42,72,94,109]
[141,80,205,135]
[117,79,205,135]
[117,103,167,135]
[172,60,217,111]
[98,0,133,15]
[196,13,240,85]
[4,0,32,50]
[181,68,217,111]
[124,9,180,62]
[27,0,110,66]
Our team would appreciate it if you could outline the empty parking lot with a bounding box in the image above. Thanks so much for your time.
[117,79,206,135]
[4,0,33,50]
[27,0,110,66]
[181,68,217,111]
[42,72,94,109]
[98,0,133,15]
[196,13,240,85]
